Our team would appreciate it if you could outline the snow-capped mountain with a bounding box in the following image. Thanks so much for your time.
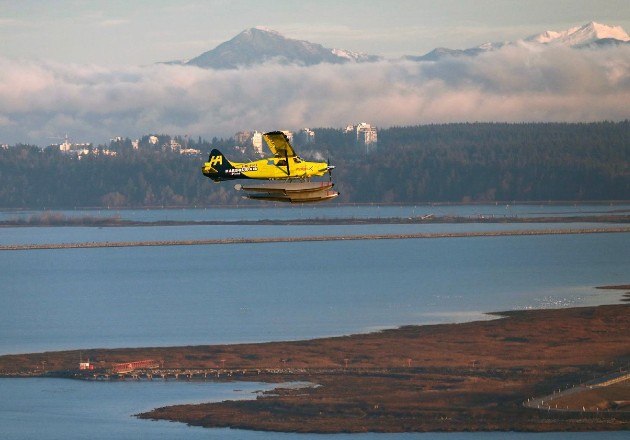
[185,27,381,69]
[525,21,630,46]
[410,22,630,61]
[171,23,629,68]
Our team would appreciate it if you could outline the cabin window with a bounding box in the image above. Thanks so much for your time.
[293,157,301,163]
[267,159,275,165]
[277,159,287,166]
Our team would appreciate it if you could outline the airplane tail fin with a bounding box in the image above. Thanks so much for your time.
[202,149,235,181]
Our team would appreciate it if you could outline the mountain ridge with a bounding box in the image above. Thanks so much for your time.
[185,26,381,69]
[525,21,630,46]
[410,21,630,61]
[168,22,630,68]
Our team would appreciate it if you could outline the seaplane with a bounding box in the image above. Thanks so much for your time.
[202,131,338,203]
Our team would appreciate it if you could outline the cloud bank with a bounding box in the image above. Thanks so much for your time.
[1,44,629,147]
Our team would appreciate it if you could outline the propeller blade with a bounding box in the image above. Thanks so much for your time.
[327,157,333,181]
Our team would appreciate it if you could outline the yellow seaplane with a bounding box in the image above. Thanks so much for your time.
[202,131,338,203]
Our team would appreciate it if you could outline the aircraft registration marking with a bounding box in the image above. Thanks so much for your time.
[226,166,257,175]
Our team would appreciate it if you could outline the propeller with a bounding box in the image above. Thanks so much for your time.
[326,157,335,182]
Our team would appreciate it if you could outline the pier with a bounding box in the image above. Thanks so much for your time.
[70,367,309,381]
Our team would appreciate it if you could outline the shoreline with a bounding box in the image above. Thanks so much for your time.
[1,292,629,432]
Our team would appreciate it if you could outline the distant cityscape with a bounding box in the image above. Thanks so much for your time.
[2,122,379,158]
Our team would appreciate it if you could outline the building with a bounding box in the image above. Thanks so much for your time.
[280,130,294,144]
[356,122,378,154]
[49,134,94,156]
[168,139,182,151]
[79,355,95,370]
[179,148,201,155]
[252,131,264,156]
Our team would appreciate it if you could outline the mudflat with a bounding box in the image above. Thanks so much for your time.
[1,299,629,432]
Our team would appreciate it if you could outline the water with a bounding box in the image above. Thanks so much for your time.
[2,202,629,223]
[1,206,628,438]
[0,203,630,222]
[2,203,627,247]
[0,222,625,246]
[0,378,279,440]
[2,379,628,440]
[1,232,627,354]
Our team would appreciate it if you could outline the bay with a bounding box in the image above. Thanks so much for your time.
[1,232,627,354]
[1,206,629,439]
[1,378,628,440]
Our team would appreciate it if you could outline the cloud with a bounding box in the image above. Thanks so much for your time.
[98,19,129,27]
[1,44,629,146]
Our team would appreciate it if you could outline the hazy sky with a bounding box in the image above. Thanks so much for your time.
[2,0,630,65]
[1,0,630,146]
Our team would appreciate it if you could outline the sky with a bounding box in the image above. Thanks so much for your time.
[1,0,630,146]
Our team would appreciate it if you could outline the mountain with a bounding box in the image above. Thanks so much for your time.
[174,23,628,68]
[410,22,630,61]
[185,27,381,69]
[524,21,630,46]
[405,46,488,62]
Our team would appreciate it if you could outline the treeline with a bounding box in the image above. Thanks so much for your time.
[340,121,630,203]
[1,121,629,208]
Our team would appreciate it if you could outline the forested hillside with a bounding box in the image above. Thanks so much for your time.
[1,122,628,208]
[341,121,630,203]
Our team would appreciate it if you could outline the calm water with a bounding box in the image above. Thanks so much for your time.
[2,233,628,353]
[0,203,630,222]
[1,206,628,438]
[2,202,629,223]
[0,222,624,246]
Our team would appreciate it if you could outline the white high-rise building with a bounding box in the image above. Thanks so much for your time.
[356,122,378,153]
[299,128,315,144]
[252,131,264,156]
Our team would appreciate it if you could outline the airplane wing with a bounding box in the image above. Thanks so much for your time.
[263,131,296,158]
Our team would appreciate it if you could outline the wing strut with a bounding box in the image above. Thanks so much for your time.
[285,150,290,176]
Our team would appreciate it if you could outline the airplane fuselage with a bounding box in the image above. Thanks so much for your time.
[202,149,332,182]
